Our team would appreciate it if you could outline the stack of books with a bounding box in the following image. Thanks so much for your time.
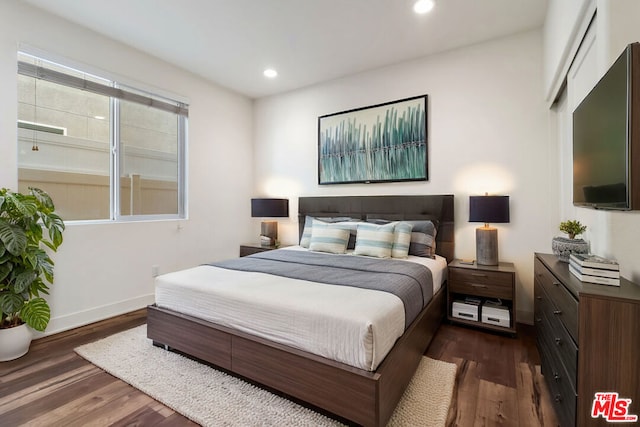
[569,253,620,286]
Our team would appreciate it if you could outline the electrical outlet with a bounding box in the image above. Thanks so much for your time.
[151,265,159,277]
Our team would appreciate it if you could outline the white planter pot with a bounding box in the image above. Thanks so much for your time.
[552,237,589,262]
[0,323,33,362]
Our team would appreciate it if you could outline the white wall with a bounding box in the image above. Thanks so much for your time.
[548,0,640,284]
[254,30,551,323]
[543,0,595,103]
[0,2,255,335]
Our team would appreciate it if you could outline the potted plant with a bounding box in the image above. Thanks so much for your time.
[0,187,64,361]
[552,220,589,262]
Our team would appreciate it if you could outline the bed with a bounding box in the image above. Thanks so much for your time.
[147,194,454,426]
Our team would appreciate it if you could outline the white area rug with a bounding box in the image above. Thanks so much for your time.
[75,325,456,426]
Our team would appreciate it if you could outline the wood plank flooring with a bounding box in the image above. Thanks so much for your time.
[426,323,560,426]
[0,310,560,426]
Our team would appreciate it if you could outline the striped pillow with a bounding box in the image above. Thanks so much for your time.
[354,222,395,258]
[391,221,414,258]
[309,220,351,254]
[299,216,356,248]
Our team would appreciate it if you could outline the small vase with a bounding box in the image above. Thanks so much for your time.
[552,237,589,262]
[0,323,33,361]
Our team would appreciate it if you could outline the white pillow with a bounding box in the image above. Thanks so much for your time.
[354,222,395,258]
[392,221,414,258]
[309,220,351,254]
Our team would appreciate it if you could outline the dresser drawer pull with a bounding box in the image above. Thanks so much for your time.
[535,317,542,323]
[553,372,561,382]
[553,310,562,315]
[554,394,563,403]
[471,273,488,278]
[553,281,561,286]
[536,296,542,300]
[555,337,563,346]
[471,283,488,289]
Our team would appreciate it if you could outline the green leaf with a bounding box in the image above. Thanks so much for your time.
[13,271,36,294]
[20,297,50,332]
[0,292,24,314]
[5,193,37,218]
[50,226,63,249]
[29,187,55,211]
[0,263,11,283]
[29,277,50,296]
[0,220,27,256]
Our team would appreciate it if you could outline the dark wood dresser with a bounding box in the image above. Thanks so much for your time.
[534,253,640,426]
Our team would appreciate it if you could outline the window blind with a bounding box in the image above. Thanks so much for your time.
[18,61,188,117]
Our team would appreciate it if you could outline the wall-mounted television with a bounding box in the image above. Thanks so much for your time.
[573,42,640,210]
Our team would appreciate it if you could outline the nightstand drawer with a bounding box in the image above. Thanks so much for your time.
[534,258,578,341]
[240,244,278,257]
[449,268,513,299]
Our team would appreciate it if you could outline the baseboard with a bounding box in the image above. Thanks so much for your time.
[35,294,155,338]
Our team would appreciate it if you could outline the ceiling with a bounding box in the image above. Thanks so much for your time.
[23,0,548,99]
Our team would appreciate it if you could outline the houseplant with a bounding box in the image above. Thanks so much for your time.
[552,220,589,262]
[0,187,65,360]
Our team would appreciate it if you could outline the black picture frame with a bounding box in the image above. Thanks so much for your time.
[318,95,428,185]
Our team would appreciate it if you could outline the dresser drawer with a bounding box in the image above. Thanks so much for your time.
[535,282,577,390]
[534,258,578,341]
[538,333,577,427]
[449,268,513,299]
[534,286,578,390]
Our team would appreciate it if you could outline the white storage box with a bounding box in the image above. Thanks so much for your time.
[481,305,510,328]
[452,301,479,321]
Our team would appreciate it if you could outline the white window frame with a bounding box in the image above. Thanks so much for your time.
[17,51,189,223]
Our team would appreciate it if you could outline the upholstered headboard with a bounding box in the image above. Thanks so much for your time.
[298,195,455,262]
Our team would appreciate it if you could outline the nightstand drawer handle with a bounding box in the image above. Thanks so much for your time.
[553,310,562,315]
[554,394,563,403]
[555,337,563,346]
[553,281,561,286]
[471,273,488,278]
[553,372,561,382]
[471,283,488,289]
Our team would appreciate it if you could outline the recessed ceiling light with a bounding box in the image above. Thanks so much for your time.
[413,0,435,14]
[263,68,278,78]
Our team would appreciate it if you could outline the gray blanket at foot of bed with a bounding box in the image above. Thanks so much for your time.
[209,249,433,329]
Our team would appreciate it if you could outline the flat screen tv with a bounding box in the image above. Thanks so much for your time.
[573,42,640,210]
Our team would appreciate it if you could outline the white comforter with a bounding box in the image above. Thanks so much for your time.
[154,247,447,371]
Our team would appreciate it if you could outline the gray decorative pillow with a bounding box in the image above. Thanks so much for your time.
[407,220,437,258]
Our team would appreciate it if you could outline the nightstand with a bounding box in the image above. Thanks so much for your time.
[447,259,516,334]
[239,244,280,257]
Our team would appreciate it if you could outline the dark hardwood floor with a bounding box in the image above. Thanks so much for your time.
[0,310,560,426]
[426,323,560,426]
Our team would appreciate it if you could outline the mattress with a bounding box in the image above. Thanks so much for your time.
[154,247,447,371]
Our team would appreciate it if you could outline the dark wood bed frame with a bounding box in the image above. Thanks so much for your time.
[147,194,454,426]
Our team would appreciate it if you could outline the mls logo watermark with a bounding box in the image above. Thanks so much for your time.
[591,392,638,422]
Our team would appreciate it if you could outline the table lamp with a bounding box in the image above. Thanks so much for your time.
[251,198,289,247]
[469,194,510,265]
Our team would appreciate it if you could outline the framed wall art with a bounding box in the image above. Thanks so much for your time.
[318,95,428,185]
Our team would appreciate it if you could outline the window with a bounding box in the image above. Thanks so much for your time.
[17,52,188,221]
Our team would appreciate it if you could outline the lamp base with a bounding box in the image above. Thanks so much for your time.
[476,226,498,266]
[260,221,278,247]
